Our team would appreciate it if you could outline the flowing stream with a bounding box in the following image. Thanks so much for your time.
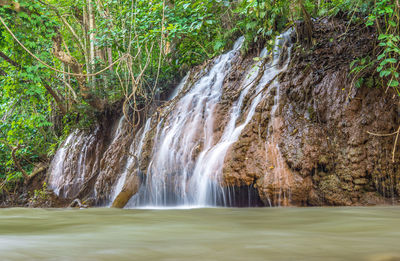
[0,207,399,261]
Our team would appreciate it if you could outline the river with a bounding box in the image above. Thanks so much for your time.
[0,207,399,260]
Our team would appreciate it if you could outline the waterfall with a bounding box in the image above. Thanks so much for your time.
[48,30,294,208]
[48,127,102,198]
[47,132,76,196]
[125,31,293,208]
[123,37,244,207]
[262,29,295,206]
[110,117,152,202]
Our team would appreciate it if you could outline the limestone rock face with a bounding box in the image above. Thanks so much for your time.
[94,118,134,205]
[48,17,399,207]
[220,17,399,206]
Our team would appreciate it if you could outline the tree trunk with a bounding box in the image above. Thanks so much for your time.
[299,0,313,47]
[94,0,113,72]
[87,0,96,87]
[52,33,105,111]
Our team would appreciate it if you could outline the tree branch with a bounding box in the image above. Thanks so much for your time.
[42,82,67,115]
[0,67,7,76]
[52,32,105,111]
[0,51,20,68]
[11,144,29,180]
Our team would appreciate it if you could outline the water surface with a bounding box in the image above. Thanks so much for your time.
[0,207,399,261]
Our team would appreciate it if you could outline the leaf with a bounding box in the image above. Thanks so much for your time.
[386,58,397,63]
[384,7,394,14]
[381,59,392,66]
[18,12,30,20]
[355,77,364,88]
[213,41,224,51]
[350,60,357,69]
[246,21,257,30]
[379,70,391,77]
[366,20,374,26]
[378,34,387,40]
[389,80,399,87]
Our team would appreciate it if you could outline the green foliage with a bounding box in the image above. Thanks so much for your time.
[349,0,400,95]
[28,182,49,205]
[234,0,290,49]
[369,1,400,95]
[0,1,58,180]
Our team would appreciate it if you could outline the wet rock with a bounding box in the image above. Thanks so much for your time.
[111,173,140,208]
[319,175,352,206]
[95,117,134,204]
[47,127,106,199]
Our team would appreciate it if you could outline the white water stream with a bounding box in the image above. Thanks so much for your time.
[127,31,293,207]
[48,30,294,208]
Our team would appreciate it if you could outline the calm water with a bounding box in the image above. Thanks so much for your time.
[0,207,399,261]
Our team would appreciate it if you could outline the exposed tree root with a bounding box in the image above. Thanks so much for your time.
[367,125,400,162]
[69,198,88,208]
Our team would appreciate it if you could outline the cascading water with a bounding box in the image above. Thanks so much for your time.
[48,127,102,198]
[262,29,294,206]
[123,31,294,208]
[48,30,294,208]
[125,37,245,207]
[47,132,76,197]
[110,117,152,202]
[44,20,400,209]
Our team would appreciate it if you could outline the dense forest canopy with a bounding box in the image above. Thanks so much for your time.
[0,0,399,192]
